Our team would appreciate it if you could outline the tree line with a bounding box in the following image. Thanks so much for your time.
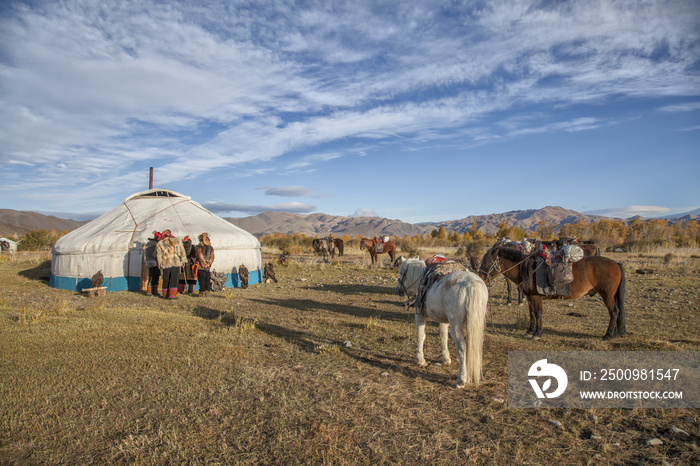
[259,218,699,256]
[4,218,698,254]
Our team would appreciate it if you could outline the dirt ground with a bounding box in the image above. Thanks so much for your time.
[0,249,699,464]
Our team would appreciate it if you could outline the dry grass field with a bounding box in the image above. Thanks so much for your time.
[1,247,699,465]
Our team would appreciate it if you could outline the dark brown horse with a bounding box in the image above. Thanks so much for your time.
[313,237,344,259]
[479,245,626,340]
[360,237,396,265]
[329,237,344,257]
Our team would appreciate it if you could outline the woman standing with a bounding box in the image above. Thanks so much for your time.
[178,236,198,294]
[195,232,215,296]
[157,230,187,299]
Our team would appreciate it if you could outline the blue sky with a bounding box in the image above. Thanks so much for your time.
[1,0,698,223]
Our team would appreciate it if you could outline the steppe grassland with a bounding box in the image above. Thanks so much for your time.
[1,246,698,464]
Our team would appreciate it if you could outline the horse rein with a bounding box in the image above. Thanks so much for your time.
[397,265,424,297]
[480,248,531,288]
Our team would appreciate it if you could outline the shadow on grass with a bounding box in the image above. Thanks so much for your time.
[485,319,609,340]
[248,297,409,322]
[193,306,225,320]
[255,321,337,353]
[256,320,453,386]
[18,260,52,283]
[301,283,397,296]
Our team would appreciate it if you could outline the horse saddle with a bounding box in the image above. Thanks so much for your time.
[375,241,384,253]
[534,256,573,297]
[416,261,467,315]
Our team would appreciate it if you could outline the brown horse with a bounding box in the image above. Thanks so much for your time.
[360,237,396,265]
[312,237,333,260]
[556,237,600,257]
[329,237,344,257]
[479,245,626,340]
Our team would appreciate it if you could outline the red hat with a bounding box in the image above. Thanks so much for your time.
[164,229,174,238]
[183,236,190,242]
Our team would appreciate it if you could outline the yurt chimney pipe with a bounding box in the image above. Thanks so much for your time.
[149,167,153,189]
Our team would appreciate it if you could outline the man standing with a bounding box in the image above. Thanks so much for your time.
[196,232,215,296]
[144,231,161,296]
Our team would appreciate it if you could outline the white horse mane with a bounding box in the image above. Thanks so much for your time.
[396,258,426,296]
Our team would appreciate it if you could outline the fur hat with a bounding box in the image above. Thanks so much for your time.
[198,232,211,245]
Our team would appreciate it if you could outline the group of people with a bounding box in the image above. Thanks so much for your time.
[144,230,215,299]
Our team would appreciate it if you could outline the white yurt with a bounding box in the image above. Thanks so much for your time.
[50,189,262,292]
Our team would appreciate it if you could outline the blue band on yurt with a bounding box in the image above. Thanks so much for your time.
[49,268,263,293]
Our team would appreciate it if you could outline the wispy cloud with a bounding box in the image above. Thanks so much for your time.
[657,102,700,113]
[584,206,671,218]
[259,186,315,197]
[1,0,698,216]
[203,201,316,215]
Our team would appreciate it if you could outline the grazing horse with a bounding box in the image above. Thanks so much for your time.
[396,258,489,387]
[360,237,396,265]
[479,246,626,340]
[312,238,333,260]
[329,237,344,257]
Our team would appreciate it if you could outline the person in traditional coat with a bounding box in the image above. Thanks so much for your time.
[195,232,215,296]
[178,236,198,294]
[157,230,187,299]
[144,231,162,296]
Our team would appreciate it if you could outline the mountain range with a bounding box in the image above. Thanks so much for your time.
[1,206,697,239]
[225,206,608,237]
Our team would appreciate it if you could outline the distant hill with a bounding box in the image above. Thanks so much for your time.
[226,206,607,237]
[0,209,87,237]
[227,212,426,237]
[2,205,695,239]
[420,206,607,236]
[662,208,700,221]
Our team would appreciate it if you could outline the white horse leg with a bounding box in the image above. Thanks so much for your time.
[415,313,428,367]
[449,323,467,388]
[439,323,451,366]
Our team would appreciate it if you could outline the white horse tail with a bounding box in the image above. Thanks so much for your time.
[465,275,489,384]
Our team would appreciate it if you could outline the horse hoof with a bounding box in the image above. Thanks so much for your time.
[531,335,541,341]
[454,381,466,389]
[602,335,611,341]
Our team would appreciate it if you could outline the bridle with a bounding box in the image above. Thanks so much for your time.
[479,250,502,285]
[479,247,532,287]
[396,263,423,296]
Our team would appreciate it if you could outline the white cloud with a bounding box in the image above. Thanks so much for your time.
[261,186,315,197]
[203,201,316,215]
[353,208,378,218]
[584,206,671,218]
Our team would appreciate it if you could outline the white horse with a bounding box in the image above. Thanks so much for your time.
[396,258,489,387]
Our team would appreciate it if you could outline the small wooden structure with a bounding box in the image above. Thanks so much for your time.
[83,287,107,298]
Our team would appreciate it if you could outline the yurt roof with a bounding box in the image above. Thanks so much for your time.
[53,188,259,255]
